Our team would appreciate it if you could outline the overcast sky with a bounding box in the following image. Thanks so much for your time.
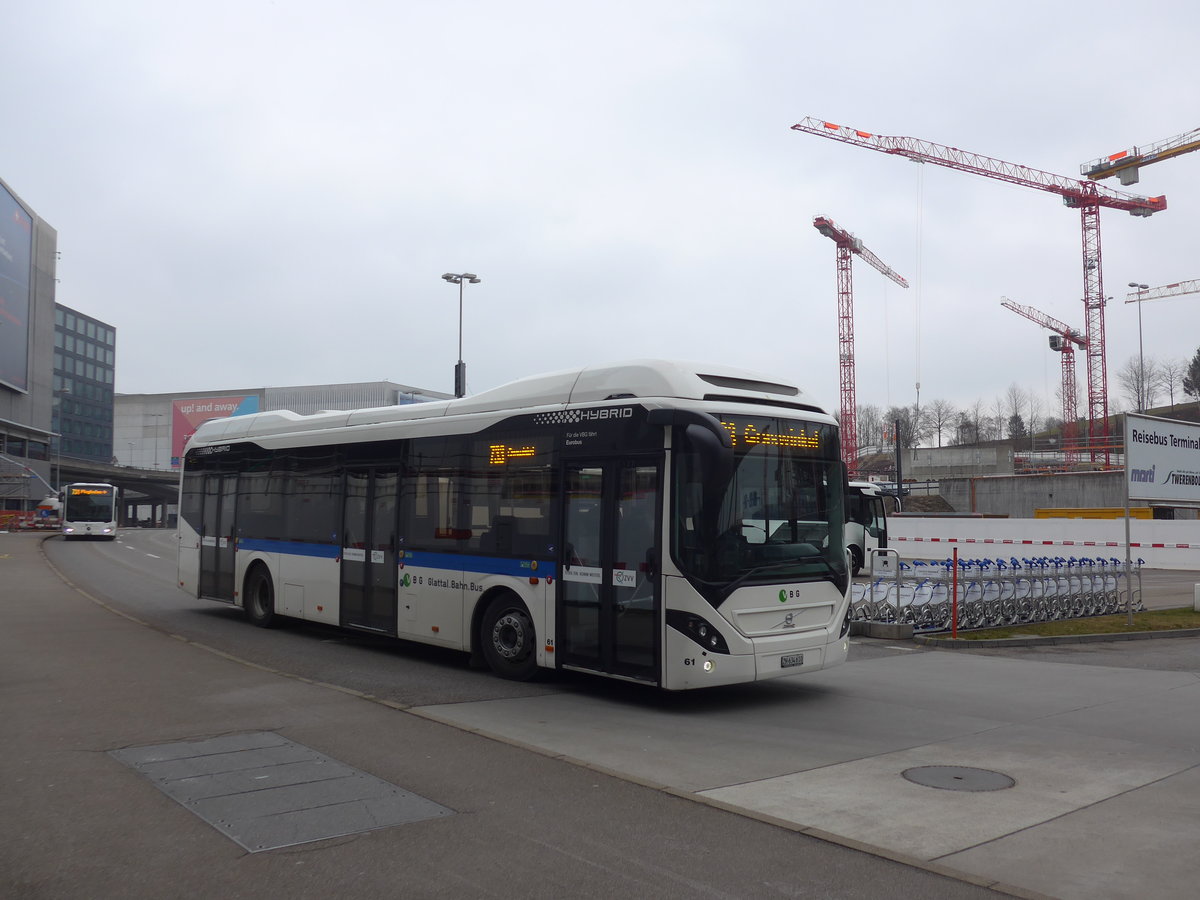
[7,0,1199,424]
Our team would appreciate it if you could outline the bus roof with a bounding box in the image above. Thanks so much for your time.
[187,359,831,449]
[847,481,883,495]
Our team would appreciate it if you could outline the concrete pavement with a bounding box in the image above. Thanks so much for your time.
[5,529,1199,898]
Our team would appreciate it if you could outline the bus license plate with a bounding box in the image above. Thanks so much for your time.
[780,653,804,669]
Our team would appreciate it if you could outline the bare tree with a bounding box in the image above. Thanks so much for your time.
[1116,355,1163,411]
[884,405,921,449]
[1004,383,1028,422]
[1159,358,1188,409]
[856,403,883,451]
[990,395,1007,442]
[924,398,957,448]
[969,398,988,444]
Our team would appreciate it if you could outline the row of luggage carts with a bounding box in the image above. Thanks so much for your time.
[850,556,1145,633]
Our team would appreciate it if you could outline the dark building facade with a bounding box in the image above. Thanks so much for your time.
[0,175,58,518]
[53,304,116,463]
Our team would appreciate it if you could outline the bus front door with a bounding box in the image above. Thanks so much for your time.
[559,461,660,683]
[340,468,399,634]
[199,474,237,601]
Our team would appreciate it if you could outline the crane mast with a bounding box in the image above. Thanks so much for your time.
[812,215,909,473]
[1000,298,1086,465]
[793,118,1168,465]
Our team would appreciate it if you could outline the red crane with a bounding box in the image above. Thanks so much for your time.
[1125,279,1200,303]
[812,215,909,473]
[1000,298,1086,465]
[792,117,1168,464]
[1082,127,1200,185]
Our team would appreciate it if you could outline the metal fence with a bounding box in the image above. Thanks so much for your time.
[851,556,1145,633]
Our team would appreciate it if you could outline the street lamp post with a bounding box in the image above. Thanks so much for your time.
[150,413,163,470]
[442,272,480,398]
[1128,282,1149,412]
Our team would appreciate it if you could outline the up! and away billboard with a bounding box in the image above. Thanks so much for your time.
[171,396,260,467]
[1125,412,1200,505]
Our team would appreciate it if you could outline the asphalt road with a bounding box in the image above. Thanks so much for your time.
[33,529,1200,898]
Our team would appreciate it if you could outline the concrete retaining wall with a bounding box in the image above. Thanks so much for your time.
[940,470,1123,517]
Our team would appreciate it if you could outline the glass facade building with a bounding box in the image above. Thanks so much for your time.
[53,305,116,464]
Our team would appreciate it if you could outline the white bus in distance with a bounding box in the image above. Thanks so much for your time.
[177,360,853,690]
[61,483,119,540]
[845,480,889,576]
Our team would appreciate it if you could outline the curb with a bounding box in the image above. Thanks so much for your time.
[914,627,1200,649]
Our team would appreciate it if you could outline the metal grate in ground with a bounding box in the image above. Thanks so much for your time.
[110,731,453,851]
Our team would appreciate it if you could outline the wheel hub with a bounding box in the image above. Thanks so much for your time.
[492,613,528,660]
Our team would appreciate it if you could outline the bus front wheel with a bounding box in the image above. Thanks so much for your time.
[480,594,538,681]
[245,565,278,628]
[848,545,864,577]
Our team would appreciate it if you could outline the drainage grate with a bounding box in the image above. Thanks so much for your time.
[901,765,1016,792]
[111,732,453,851]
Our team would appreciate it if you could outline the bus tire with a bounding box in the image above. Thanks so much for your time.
[849,545,863,577]
[245,564,278,628]
[480,593,538,681]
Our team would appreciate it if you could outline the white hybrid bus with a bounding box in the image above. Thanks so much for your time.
[845,481,889,575]
[61,483,119,539]
[177,360,853,689]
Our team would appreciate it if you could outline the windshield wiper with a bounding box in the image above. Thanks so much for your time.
[720,562,812,596]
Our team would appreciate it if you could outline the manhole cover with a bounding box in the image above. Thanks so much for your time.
[111,732,454,851]
[902,765,1015,792]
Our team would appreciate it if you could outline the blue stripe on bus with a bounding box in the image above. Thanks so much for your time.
[236,539,557,578]
[402,551,557,579]
[238,538,341,558]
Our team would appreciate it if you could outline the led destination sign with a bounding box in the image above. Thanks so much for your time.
[720,420,822,450]
[489,444,537,465]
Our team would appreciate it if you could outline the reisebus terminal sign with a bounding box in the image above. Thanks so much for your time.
[1124,412,1200,504]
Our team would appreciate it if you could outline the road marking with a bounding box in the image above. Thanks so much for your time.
[146,553,161,559]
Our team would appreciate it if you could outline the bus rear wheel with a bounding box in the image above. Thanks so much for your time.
[480,594,538,681]
[245,565,278,628]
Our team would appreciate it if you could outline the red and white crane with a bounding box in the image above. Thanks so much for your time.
[1082,127,1200,185]
[1125,280,1200,411]
[812,215,909,473]
[793,118,1168,464]
[1000,298,1086,464]
[1125,279,1200,303]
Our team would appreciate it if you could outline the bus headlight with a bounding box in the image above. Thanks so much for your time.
[666,610,730,654]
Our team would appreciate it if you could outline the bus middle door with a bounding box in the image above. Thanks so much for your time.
[340,467,399,634]
[199,473,237,601]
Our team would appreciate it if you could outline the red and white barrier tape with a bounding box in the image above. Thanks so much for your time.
[892,536,1195,549]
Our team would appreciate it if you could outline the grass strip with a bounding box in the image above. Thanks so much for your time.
[953,607,1200,640]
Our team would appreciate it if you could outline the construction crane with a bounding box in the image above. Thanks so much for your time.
[792,117,1168,465]
[1000,298,1086,465]
[1082,127,1200,185]
[1125,279,1200,303]
[1125,279,1200,411]
[812,216,909,473]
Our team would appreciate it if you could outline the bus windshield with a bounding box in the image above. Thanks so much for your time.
[64,486,116,522]
[672,415,846,603]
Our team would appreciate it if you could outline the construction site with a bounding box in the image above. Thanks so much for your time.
[796,119,1200,523]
